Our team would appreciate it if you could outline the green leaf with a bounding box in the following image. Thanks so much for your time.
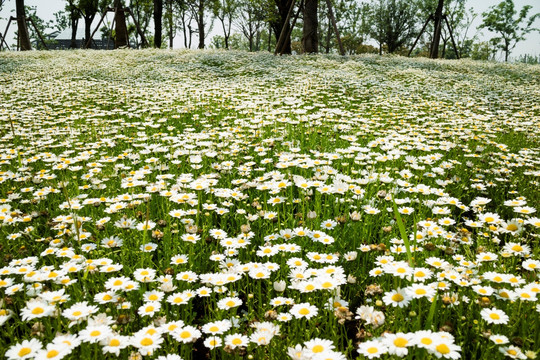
[391,193,414,267]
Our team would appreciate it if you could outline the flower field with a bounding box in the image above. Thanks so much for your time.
[0,49,539,360]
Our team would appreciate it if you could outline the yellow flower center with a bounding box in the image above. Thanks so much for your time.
[47,350,59,358]
[312,345,324,353]
[140,338,153,346]
[507,224,518,231]
[391,293,404,302]
[367,347,378,354]
[31,307,44,315]
[18,348,32,357]
[299,308,310,315]
[436,344,450,354]
[109,339,121,347]
[394,338,408,347]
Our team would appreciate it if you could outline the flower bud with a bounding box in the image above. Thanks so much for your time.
[273,280,286,292]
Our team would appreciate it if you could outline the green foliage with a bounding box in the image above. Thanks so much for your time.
[516,54,540,65]
[480,0,540,62]
[468,40,498,61]
[368,0,418,53]
[210,33,249,50]
[52,10,70,32]
[23,5,55,49]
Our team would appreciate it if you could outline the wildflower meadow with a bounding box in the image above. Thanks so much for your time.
[0,49,539,360]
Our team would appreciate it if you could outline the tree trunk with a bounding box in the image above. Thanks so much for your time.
[168,0,173,48]
[430,0,444,58]
[70,17,78,49]
[182,12,188,47]
[249,27,253,51]
[154,0,163,48]
[114,0,129,48]
[504,39,509,62]
[325,0,343,55]
[220,19,229,49]
[16,0,31,50]
[441,38,447,58]
[84,14,94,48]
[68,0,78,49]
[255,27,261,51]
[302,0,318,53]
[275,0,292,54]
[197,0,205,49]
[325,17,331,53]
[268,23,272,52]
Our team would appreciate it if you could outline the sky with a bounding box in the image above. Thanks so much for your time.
[0,0,539,60]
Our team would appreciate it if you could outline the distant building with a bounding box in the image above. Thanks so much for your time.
[44,26,115,50]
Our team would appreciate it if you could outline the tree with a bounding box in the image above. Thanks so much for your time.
[480,0,539,62]
[331,0,371,54]
[369,0,417,54]
[469,40,497,61]
[302,0,318,53]
[236,0,266,51]
[186,0,216,49]
[439,0,469,58]
[453,7,477,58]
[154,0,163,47]
[114,0,129,48]
[414,0,470,58]
[16,0,32,50]
[61,0,81,48]
[164,0,176,48]
[25,5,54,49]
[173,0,197,48]
[430,0,444,58]
[76,0,100,48]
[212,0,239,49]
[130,0,153,47]
[272,0,293,54]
